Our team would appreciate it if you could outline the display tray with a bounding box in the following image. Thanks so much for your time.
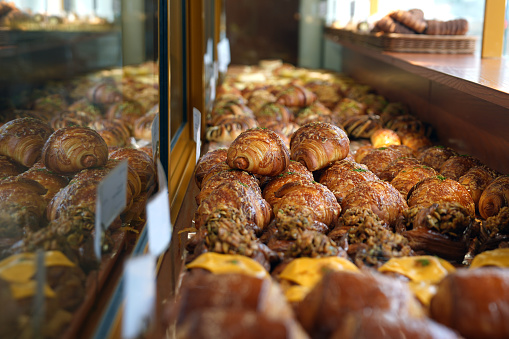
[324,27,477,54]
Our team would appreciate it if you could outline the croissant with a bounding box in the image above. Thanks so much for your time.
[399,131,432,152]
[109,147,156,193]
[46,178,98,222]
[209,101,254,126]
[417,145,458,170]
[32,93,68,115]
[227,128,290,176]
[370,128,401,148]
[41,126,108,175]
[356,93,387,115]
[342,180,408,226]
[199,161,232,187]
[194,181,272,232]
[378,157,422,182]
[319,160,379,203]
[10,109,52,124]
[0,118,54,167]
[296,271,423,339]
[330,312,458,339]
[194,149,228,189]
[105,100,145,131]
[332,98,366,123]
[133,113,156,140]
[346,84,373,101]
[196,169,260,206]
[290,122,350,171]
[478,176,509,219]
[67,98,102,117]
[342,114,383,139]
[385,115,429,136]
[304,81,343,109]
[253,102,292,127]
[360,145,415,177]
[19,164,69,203]
[353,144,374,163]
[86,81,122,105]
[262,172,313,207]
[272,181,341,226]
[294,101,332,126]
[260,159,313,188]
[391,165,437,197]
[439,155,484,181]
[458,166,498,213]
[379,102,409,125]
[276,84,317,108]
[89,119,131,147]
[0,155,25,177]
[430,268,509,339]
[407,176,476,217]
[205,116,258,143]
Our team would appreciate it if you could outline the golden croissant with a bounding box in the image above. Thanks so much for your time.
[370,128,401,148]
[109,147,156,193]
[41,126,109,175]
[276,84,317,108]
[390,165,437,197]
[360,145,414,177]
[290,122,350,171]
[439,155,483,181]
[89,119,131,147]
[0,117,54,167]
[0,154,25,177]
[458,166,498,213]
[19,162,70,203]
[378,157,422,182]
[416,145,457,171]
[478,175,509,219]
[194,148,228,189]
[227,128,290,176]
[254,102,293,127]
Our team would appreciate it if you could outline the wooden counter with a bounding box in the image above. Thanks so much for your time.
[325,34,509,174]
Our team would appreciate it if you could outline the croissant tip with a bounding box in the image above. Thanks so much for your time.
[81,154,98,168]
[233,157,249,170]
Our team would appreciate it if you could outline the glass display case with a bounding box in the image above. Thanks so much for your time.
[0,1,162,338]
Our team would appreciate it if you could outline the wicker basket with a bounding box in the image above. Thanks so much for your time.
[325,27,477,54]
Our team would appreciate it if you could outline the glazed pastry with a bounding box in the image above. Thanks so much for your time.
[0,118,54,167]
[86,82,122,105]
[290,122,350,171]
[205,116,258,143]
[346,84,373,101]
[246,89,276,113]
[41,126,108,175]
[390,9,427,33]
[67,98,102,117]
[375,15,417,34]
[199,161,232,186]
[378,157,422,182]
[46,178,98,222]
[263,121,300,148]
[332,98,366,123]
[253,102,292,127]
[342,180,408,226]
[407,176,476,217]
[319,160,379,203]
[18,164,69,203]
[370,128,401,148]
[399,132,432,152]
[194,181,272,233]
[89,119,131,147]
[380,102,409,125]
[260,159,313,188]
[50,111,94,130]
[276,84,317,108]
[386,115,428,136]
[458,166,498,212]
[105,100,145,131]
[272,181,341,226]
[430,268,509,339]
[356,93,387,115]
[196,169,260,206]
[304,81,343,109]
[262,172,313,207]
[353,144,374,163]
[227,128,290,176]
[133,113,156,140]
[194,148,228,189]
[109,147,156,193]
[294,101,332,126]
[32,93,67,115]
[342,114,383,139]
[390,165,437,197]
[478,176,509,219]
[360,145,415,177]
[330,312,458,339]
[296,270,423,339]
[0,155,26,178]
[439,155,483,181]
[417,145,458,171]
[209,101,254,126]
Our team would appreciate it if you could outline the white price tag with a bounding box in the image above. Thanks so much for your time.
[156,158,168,193]
[218,38,231,73]
[151,112,160,163]
[146,190,172,256]
[94,160,128,260]
[122,255,156,339]
[193,108,202,164]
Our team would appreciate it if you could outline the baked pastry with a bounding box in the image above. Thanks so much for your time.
[296,270,423,338]
[205,116,258,143]
[370,128,401,148]
[290,122,350,171]
[342,180,408,226]
[32,93,67,116]
[0,155,25,178]
[417,145,458,170]
[378,157,422,182]
[385,115,428,136]
[89,119,131,147]
[375,15,416,34]
[478,175,509,219]
[332,98,366,123]
[86,81,122,105]
[360,145,415,177]
[253,102,292,127]
[105,100,145,131]
[342,114,383,139]
[246,89,277,113]
[356,93,387,115]
[426,19,469,35]
[304,81,343,109]
[0,118,54,167]
[276,84,317,108]
[41,126,109,175]
[399,132,432,152]
[319,160,379,203]
[262,172,313,207]
[294,101,332,126]
[439,155,483,181]
[390,165,437,197]
[109,147,156,193]
[380,102,409,125]
[194,148,228,189]
[407,176,476,217]
[50,111,95,130]
[390,10,427,33]
[19,163,69,203]
[430,268,509,339]
[209,101,254,126]
[133,113,156,140]
[353,144,374,163]
[458,166,498,213]
[227,128,290,176]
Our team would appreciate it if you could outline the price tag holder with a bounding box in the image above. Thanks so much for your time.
[218,38,231,73]
[122,255,156,339]
[151,112,160,163]
[156,158,168,193]
[193,108,202,164]
[94,160,128,260]
[146,190,172,256]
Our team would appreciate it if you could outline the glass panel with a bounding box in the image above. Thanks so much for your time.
[504,0,509,56]
[169,0,185,141]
